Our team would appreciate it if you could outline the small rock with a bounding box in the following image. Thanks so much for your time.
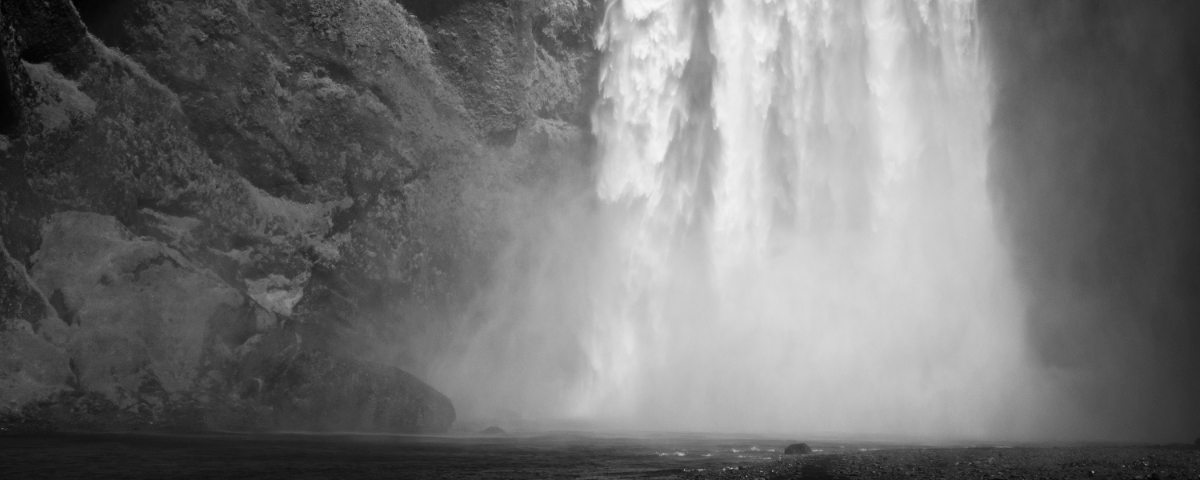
[480,426,505,435]
[784,442,813,455]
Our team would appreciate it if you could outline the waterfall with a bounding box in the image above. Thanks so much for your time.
[580,0,1030,437]
[432,0,1039,440]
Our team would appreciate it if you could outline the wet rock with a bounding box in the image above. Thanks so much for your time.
[784,443,814,455]
[244,347,456,433]
[1,236,51,327]
[480,426,505,434]
[3,211,456,433]
[427,0,599,142]
[0,321,73,416]
[1,0,591,435]
[0,238,73,415]
[30,212,249,410]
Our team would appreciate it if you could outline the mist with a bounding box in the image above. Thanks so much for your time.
[426,0,1200,444]
[984,0,1200,441]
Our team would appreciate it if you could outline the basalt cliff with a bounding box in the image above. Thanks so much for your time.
[0,0,599,433]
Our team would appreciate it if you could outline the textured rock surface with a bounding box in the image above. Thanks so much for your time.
[1,234,52,326]
[1,242,73,416]
[252,349,455,433]
[3,212,457,433]
[0,0,598,433]
[0,320,73,416]
[30,212,247,411]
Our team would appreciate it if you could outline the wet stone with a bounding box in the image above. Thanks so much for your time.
[784,443,813,455]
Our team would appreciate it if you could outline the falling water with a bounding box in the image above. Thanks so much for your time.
[437,0,1037,440]
[579,0,1029,438]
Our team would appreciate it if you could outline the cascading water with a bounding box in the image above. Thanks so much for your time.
[438,0,1038,439]
[580,0,1029,437]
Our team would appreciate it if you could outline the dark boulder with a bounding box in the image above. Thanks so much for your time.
[1195,437,1199,446]
[480,426,505,435]
[245,347,456,434]
[784,443,813,455]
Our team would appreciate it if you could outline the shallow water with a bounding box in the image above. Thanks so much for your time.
[0,431,907,479]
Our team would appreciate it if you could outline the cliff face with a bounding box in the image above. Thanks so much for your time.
[0,0,599,432]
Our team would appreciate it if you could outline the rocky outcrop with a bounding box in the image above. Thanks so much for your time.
[1,0,598,433]
[30,212,247,413]
[2,212,454,432]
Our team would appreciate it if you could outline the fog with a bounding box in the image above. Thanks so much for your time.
[428,0,1200,443]
[984,0,1200,441]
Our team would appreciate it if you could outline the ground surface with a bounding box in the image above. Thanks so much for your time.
[1,432,1198,479]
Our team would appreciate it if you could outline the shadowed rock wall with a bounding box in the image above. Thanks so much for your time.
[0,0,599,433]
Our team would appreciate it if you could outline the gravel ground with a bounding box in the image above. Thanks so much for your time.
[2,432,1198,479]
[677,445,1200,480]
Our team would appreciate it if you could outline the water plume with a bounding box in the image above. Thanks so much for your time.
[434,0,1044,440]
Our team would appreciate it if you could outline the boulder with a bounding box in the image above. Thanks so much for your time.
[784,443,814,455]
[240,345,456,434]
[480,425,505,435]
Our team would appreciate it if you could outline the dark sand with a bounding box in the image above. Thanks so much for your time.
[1,432,1197,479]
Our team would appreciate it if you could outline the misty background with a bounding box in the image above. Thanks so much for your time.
[984,0,1200,441]
[427,0,1200,443]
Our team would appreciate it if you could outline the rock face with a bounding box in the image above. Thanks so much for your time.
[785,443,814,455]
[0,320,72,417]
[1,0,597,433]
[31,212,246,411]
[2,212,454,432]
[1,241,72,416]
